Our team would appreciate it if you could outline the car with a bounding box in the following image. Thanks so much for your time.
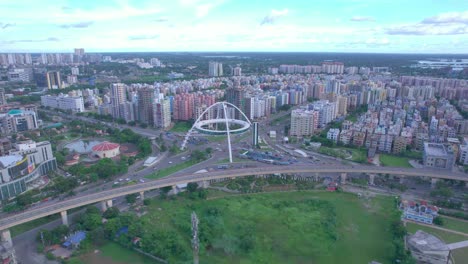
[169,161,173,164]
[126,178,130,181]
[119,178,123,182]
[139,179,145,183]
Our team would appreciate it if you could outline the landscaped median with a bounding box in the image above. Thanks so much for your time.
[145,150,210,179]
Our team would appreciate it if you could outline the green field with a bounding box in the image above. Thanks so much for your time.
[406,222,468,263]
[10,214,60,237]
[133,191,397,263]
[67,242,155,264]
[379,154,412,168]
[440,216,468,234]
[145,159,202,179]
[170,121,192,132]
[318,146,367,163]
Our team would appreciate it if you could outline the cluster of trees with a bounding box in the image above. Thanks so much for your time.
[37,225,70,248]
[109,128,152,158]
[68,158,128,180]
[390,199,416,264]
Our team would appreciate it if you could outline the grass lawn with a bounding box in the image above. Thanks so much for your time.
[145,159,202,179]
[406,222,468,263]
[141,191,396,263]
[379,154,412,168]
[206,135,227,142]
[319,146,367,163]
[440,216,468,234]
[68,242,155,264]
[170,121,192,132]
[216,157,246,164]
[10,214,60,237]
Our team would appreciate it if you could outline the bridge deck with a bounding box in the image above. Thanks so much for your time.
[0,165,466,231]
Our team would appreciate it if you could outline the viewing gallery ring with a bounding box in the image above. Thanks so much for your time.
[193,119,251,135]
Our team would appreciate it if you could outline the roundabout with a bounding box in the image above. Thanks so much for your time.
[181,101,252,162]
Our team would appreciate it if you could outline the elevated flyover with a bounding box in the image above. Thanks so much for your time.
[0,164,466,233]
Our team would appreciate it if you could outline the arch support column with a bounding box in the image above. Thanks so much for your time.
[100,201,107,212]
[368,174,375,185]
[1,229,12,247]
[340,173,347,185]
[139,191,145,200]
[431,178,439,189]
[60,210,69,226]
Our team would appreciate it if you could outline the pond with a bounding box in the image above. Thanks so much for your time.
[65,140,102,154]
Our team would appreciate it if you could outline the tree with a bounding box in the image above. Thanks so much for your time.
[187,183,198,193]
[433,216,444,226]
[103,206,120,219]
[143,199,151,206]
[82,213,102,231]
[205,147,212,155]
[126,194,137,204]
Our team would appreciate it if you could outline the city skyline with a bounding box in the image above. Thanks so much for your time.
[0,0,467,53]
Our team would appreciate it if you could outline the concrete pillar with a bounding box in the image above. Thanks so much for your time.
[368,174,375,185]
[314,172,319,182]
[431,178,439,189]
[172,185,178,195]
[465,182,468,188]
[60,210,69,226]
[100,201,107,212]
[340,172,347,185]
[139,191,145,200]
[1,230,12,247]
[399,176,405,184]
[106,199,113,208]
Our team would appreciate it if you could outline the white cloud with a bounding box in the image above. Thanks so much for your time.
[350,16,375,22]
[422,11,468,24]
[260,9,289,25]
[386,23,468,35]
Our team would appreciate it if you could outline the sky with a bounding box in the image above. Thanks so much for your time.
[0,0,467,53]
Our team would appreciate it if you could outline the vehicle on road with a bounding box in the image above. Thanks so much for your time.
[169,161,173,164]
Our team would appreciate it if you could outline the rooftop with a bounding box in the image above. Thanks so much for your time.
[0,155,24,169]
[408,230,448,252]
[92,141,120,152]
[424,143,453,156]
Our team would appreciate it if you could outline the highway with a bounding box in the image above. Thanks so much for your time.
[0,164,467,231]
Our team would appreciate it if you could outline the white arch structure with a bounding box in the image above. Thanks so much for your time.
[181,102,251,163]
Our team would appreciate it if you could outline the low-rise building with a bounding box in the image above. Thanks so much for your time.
[0,140,56,200]
[423,143,455,170]
[400,200,438,224]
[407,230,450,264]
[41,94,85,113]
[327,128,340,143]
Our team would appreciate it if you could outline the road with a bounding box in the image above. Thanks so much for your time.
[1,164,467,231]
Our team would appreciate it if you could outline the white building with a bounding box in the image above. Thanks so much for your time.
[153,99,171,129]
[209,61,223,77]
[7,69,31,82]
[327,128,340,143]
[290,109,315,137]
[41,95,85,113]
[71,67,79,75]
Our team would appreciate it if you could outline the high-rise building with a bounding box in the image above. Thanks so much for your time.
[0,109,39,134]
[71,67,79,75]
[233,66,242,76]
[252,122,259,146]
[74,48,85,56]
[110,83,127,119]
[226,87,246,119]
[290,109,315,137]
[137,87,155,125]
[209,61,223,77]
[0,88,5,106]
[46,71,62,89]
[153,99,171,129]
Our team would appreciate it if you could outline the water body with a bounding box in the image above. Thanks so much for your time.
[65,140,102,154]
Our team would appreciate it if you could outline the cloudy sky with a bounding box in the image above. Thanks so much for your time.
[0,0,467,53]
